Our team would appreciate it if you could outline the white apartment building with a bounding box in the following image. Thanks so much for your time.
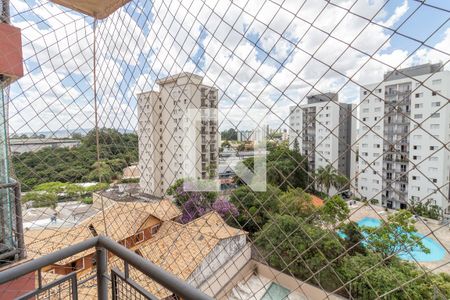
[289,93,357,193]
[357,63,450,213]
[137,73,219,197]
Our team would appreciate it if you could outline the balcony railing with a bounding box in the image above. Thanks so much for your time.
[0,235,212,300]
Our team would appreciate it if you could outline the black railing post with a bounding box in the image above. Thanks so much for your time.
[96,246,108,300]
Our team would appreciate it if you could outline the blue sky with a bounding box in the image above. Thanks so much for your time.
[7,0,450,134]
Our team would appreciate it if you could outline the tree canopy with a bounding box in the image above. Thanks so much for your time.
[221,128,238,140]
[362,210,429,261]
[12,128,138,190]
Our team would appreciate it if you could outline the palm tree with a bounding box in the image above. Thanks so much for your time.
[314,164,348,196]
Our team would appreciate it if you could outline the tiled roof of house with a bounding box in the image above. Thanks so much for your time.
[127,212,246,298]
[24,199,181,264]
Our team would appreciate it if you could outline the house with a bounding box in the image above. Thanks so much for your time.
[24,196,181,276]
[61,211,250,299]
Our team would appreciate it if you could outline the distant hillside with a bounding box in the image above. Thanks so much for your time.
[12,128,136,139]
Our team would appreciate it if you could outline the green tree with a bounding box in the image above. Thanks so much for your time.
[84,161,114,182]
[22,192,58,208]
[277,188,316,218]
[338,253,450,299]
[338,221,366,255]
[221,140,231,148]
[293,137,300,153]
[409,199,442,220]
[238,144,309,191]
[229,184,282,234]
[314,164,348,195]
[267,145,309,191]
[12,129,138,191]
[256,214,345,291]
[362,210,429,261]
[319,195,349,226]
[33,181,83,197]
[221,128,238,140]
[167,178,217,207]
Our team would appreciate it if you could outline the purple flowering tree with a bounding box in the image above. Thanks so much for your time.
[168,179,239,223]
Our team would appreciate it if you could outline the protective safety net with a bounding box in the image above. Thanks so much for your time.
[1,0,450,299]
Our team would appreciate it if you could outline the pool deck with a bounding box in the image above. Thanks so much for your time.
[348,202,450,274]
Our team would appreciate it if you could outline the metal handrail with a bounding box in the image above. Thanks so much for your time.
[0,235,213,300]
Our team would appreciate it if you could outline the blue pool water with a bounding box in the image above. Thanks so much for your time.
[342,217,445,262]
[261,283,290,300]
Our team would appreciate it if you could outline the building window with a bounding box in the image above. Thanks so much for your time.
[430,124,439,130]
[432,79,442,85]
[431,113,440,118]
[151,224,161,235]
[430,146,435,150]
[414,114,422,119]
[415,93,423,98]
[134,231,144,244]
[431,101,441,107]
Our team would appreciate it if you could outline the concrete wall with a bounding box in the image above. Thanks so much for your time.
[199,243,252,298]
[188,235,247,289]
[255,262,345,300]
[217,260,346,300]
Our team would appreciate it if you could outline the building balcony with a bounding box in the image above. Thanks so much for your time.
[0,236,211,300]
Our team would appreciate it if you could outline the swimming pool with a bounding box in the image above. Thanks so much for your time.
[349,217,446,262]
[261,282,290,300]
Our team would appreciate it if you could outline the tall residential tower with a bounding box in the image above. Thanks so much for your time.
[357,63,450,213]
[289,93,357,193]
[137,73,219,197]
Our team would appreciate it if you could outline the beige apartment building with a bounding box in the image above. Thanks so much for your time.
[137,73,219,197]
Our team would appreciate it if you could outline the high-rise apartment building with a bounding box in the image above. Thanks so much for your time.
[137,73,219,197]
[357,63,450,213]
[289,93,357,193]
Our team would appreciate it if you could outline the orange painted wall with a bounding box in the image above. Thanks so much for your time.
[0,272,35,300]
[0,23,23,80]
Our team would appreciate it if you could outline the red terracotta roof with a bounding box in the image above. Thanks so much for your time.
[309,194,324,208]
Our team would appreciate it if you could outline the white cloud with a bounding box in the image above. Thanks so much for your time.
[6,0,450,135]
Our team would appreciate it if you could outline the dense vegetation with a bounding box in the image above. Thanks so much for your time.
[12,129,138,191]
[236,144,310,191]
[22,181,108,207]
[224,144,449,298]
[408,199,442,220]
[167,179,238,223]
[230,184,450,298]
[220,128,238,141]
